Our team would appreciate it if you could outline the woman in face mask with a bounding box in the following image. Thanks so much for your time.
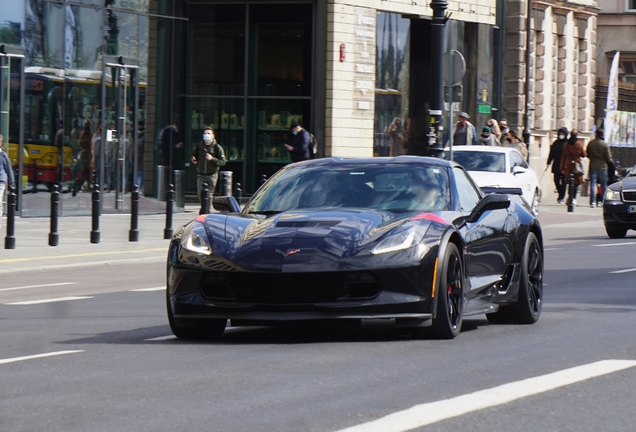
[477,126,501,146]
[546,127,569,204]
[559,129,587,206]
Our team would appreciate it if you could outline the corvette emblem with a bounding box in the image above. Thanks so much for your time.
[276,248,301,258]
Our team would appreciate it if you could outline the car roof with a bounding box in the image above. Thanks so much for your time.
[451,146,516,154]
[293,155,458,168]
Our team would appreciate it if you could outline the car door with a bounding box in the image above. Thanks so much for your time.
[510,150,536,205]
[452,167,514,306]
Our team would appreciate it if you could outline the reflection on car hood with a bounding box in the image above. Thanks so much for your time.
[616,176,636,190]
[196,209,441,272]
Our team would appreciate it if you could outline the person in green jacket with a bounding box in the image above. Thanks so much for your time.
[586,128,612,207]
[191,126,226,205]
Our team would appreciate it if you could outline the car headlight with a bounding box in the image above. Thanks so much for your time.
[181,222,211,255]
[370,224,430,255]
[604,189,621,201]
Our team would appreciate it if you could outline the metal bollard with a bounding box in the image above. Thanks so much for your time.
[200,182,210,215]
[259,174,267,188]
[49,184,60,246]
[91,183,101,244]
[164,183,174,239]
[129,184,139,242]
[4,184,16,249]
[233,182,243,204]
[567,174,574,213]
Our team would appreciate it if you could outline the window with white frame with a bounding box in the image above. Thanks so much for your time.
[628,0,636,11]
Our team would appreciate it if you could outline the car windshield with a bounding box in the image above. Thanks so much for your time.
[246,163,451,213]
[451,151,506,173]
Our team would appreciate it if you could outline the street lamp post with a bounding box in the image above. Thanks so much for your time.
[429,0,449,156]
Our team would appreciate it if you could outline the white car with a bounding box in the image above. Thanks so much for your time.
[450,146,541,214]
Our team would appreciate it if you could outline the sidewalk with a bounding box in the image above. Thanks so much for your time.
[0,204,202,273]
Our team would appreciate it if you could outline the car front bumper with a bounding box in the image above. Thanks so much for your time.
[603,200,636,230]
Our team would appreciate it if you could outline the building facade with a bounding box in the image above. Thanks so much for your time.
[2,0,502,218]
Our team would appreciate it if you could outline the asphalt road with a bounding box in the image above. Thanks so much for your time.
[1,205,636,432]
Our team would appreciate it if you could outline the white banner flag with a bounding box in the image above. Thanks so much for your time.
[605,52,620,143]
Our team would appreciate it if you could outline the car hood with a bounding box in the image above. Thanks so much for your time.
[196,209,444,272]
[467,171,520,188]
[613,175,636,190]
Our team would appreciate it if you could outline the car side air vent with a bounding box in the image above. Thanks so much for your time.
[276,220,340,228]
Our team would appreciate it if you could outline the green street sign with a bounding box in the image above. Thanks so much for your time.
[477,104,491,114]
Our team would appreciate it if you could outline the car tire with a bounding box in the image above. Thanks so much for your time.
[487,232,543,325]
[606,227,627,239]
[167,290,226,340]
[430,242,464,339]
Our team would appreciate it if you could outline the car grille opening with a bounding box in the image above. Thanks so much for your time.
[622,190,636,202]
[200,271,381,303]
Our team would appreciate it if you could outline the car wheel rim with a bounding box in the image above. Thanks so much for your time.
[446,252,463,329]
[526,239,542,315]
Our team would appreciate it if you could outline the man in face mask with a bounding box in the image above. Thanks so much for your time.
[546,127,568,204]
[191,126,226,207]
[284,121,311,162]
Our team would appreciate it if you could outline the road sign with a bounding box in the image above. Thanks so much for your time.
[443,50,466,86]
[477,104,492,114]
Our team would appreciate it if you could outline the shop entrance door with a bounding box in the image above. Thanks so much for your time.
[0,45,25,213]
[100,56,140,212]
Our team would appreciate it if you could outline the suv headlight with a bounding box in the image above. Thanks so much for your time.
[181,222,211,255]
[604,189,621,201]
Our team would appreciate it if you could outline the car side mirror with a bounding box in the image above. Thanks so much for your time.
[467,193,510,222]
[512,166,526,175]
[212,196,241,213]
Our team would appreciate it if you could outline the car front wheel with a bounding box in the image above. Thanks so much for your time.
[431,242,464,339]
[606,227,627,239]
[167,290,226,340]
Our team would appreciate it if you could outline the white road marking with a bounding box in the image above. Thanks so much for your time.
[592,242,636,247]
[0,350,84,366]
[0,282,78,292]
[131,287,165,292]
[335,359,636,432]
[144,335,176,341]
[610,267,636,274]
[544,248,562,251]
[5,296,93,305]
[0,256,164,274]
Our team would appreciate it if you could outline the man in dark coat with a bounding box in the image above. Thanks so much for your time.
[586,128,612,207]
[284,121,310,162]
[546,127,568,204]
[159,123,183,167]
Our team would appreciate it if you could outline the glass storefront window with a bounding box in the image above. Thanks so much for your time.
[188,4,245,97]
[374,12,410,157]
[249,3,312,97]
[255,99,308,163]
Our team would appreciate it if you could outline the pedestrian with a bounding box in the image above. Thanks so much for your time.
[560,129,587,206]
[78,120,93,192]
[136,120,145,193]
[477,125,501,146]
[0,134,15,227]
[546,127,568,204]
[388,117,406,156]
[499,118,510,143]
[586,128,612,208]
[487,118,502,142]
[451,112,477,146]
[285,121,311,162]
[503,129,528,160]
[159,122,183,168]
[191,126,226,205]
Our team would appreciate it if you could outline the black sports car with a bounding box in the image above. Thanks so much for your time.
[603,164,636,238]
[167,157,543,339]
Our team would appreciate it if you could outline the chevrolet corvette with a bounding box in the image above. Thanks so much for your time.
[167,156,543,339]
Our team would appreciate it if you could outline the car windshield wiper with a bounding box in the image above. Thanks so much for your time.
[248,210,284,215]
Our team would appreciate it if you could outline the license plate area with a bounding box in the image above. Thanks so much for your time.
[627,205,636,213]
